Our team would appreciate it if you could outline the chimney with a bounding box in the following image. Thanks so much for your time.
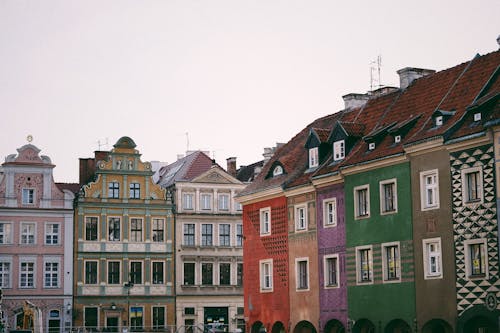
[226,157,237,177]
[397,67,435,89]
[263,147,274,165]
[342,93,369,110]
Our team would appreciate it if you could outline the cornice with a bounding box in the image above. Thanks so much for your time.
[236,187,283,205]
[446,131,492,152]
[311,173,343,188]
[340,154,407,175]
[284,185,315,197]
[403,137,444,156]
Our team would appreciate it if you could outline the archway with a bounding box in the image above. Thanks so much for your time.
[252,321,265,333]
[272,322,286,333]
[463,315,497,333]
[293,321,317,333]
[324,319,345,333]
[421,319,453,333]
[385,319,411,333]
[352,319,375,333]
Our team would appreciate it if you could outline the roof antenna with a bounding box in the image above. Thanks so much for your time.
[185,132,190,153]
[97,138,109,150]
[370,55,382,91]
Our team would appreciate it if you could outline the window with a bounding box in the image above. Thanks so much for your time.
[368,142,375,150]
[296,258,309,290]
[237,263,243,286]
[333,140,345,161]
[323,198,337,227]
[324,255,339,288]
[130,307,143,331]
[219,263,231,285]
[183,193,194,210]
[380,179,397,214]
[184,263,195,285]
[394,135,401,143]
[84,307,98,330]
[85,217,98,241]
[152,307,165,330]
[219,224,230,246]
[260,259,273,291]
[152,262,164,284]
[130,218,143,242]
[354,185,370,218]
[423,238,442,279]
[273,166,283,176]
[44,261,59,288]
[183,224,195,246]
[356,246,373,284]
[85,261,98,284]
[236,224,243,247]
[218,194,229,211]
[22,188,35,204]
[435,116,443,126]
[201,193,212,210]
[382,242,400,282]
[236,202,243,211]
[462,167,483,204]
[465,239,488,279]
[20,261,35,288]
[474,112,482,121]
[201,224,213,246]
[184,307,195,315]
[21,222,36,244]
[129,183,140,199]
[130,261,142,284]
[45,223,60,245]
[260,207,271,235]
[0,261,11,288]
[108,217,121,241]
[295,205,307,231]
[201,263,213,285]
[108,182,120,198]
[420,170,439,210]
[107,261,120,284]
[309,147,319,168]
[152,218,164,242]
[0,222,13,244]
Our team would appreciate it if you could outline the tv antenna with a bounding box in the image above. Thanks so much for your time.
[96,138,109,150]
[370,55,382,91]
[185,132,190,152]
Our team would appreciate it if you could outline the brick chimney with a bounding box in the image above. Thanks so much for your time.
[342,93,369,110]
[79,151,109,186]
[397,67,435,90]
[226,157,237,177]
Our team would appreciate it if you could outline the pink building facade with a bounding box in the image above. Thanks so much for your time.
[0,144,75,333]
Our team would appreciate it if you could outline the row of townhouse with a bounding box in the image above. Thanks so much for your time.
[0,136,270,333]
[238,48,500,333]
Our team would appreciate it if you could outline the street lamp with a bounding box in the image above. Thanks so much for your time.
[124,282,134,330]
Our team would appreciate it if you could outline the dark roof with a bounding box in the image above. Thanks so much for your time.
[157,151,214,187]
[56,183,80,194]
[236,160,265,183]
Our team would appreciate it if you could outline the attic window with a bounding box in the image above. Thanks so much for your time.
[394,135,401,143]
[435,116,443,126]
[333,140,345,161]
[273,165,283,176]
[368,142,375,150]
[309,147,319,168]
[474,113,481,121]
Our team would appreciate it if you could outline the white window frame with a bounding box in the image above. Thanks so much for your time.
[201,262,214,285]
[420,169,439,210]
[0,257,13,289]
[394,135,401,143]
[19,259,36,288]
[295,257,310,291]
[129,217,144,242]
[183,192,194,210]
[85,216,99,241]
[22,188,35,205]
[107,260,121,285]
[129,261,144,285]
[107,216,121,242]
[309,147,319,168]
[323,198,337,228]
[151,306,166,330]
[219,224,231,247]
[355,245,373,285]
[273,166,283,176]
[151,261,165,285]
[461,166,483,205]
[218,193,230,211]
[379,179,398,215]
[259,259,273,292]
[381,242,401,283]
[423,238,443,279]
[20,222,36,245]
[183,223,196,246]
[108,181,120,199]
[45,222,60,245]
[183,262,196,286]
[43,257,61,288]
[295,204,308,231]
[201,223,213,246]
[236,223,243,247]
[323,254,339,289]
[474,112,482,121]
[333,140,345,161]
[200,193,212,210]
[0,222,13,244]
[84,260,99,285]
[260,207,271,236]
[368,142,375,150]
[152,218,165,242]
[435,116,443,126]
[129,182,141,199]
[464,238,489,280]
[354,185,370,219]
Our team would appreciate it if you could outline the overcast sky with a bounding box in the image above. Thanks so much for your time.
[1,0,499,183]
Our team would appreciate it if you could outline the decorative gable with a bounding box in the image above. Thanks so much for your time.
[328,121,365,162]
[193,167,242,184]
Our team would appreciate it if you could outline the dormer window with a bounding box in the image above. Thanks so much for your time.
[474,113,481,121]
[309,147,319,168]
[435,116,443,126]
[394,135,401,143]
[368,142,375,150]
[273,166,283,176]
[333,140,345,161]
